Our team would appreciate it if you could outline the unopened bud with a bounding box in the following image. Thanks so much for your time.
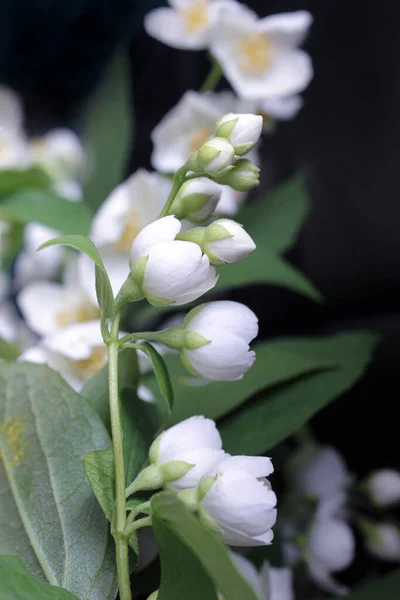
[170,178,221,223]
[194,137,235,176]
[214,159,260,192]
[215,113,263,156]
[365,469,400,507]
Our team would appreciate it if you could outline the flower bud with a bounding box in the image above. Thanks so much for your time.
[195,137,235,176]
[214,159,260,192]
[169,178,221,223]
[365,469,400,507]
[215,113,263,156]
[126,416,225,495]
[204,219,256,264]
[181,301,258,381]
[362,520,400,562]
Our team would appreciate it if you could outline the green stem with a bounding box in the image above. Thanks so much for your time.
[120,326,185,350]
[200,57,223,93]
[159,167,187,218]
[125,516,152,539]
[108,309,132,600]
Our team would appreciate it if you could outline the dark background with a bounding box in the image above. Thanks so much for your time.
[1,0,399,471]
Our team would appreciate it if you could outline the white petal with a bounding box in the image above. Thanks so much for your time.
[17,282,68,336]
[130,216,181,263]
[0,85,24,132]
[173,265,218,305]
[215,185,247,216]
[257,11,313,47]
[159,415,222,463]
[168,448,226,491]
[259,563,294,600]
[309,518,355,572]
[215,455,273,478]
[137,384,155,403]
[188,300,258,343]
[78,246,130,305]
[296,446,352,500]
[260,94,303,120]
[230,553,263,597]
[45,320,104,360]
[308,556,349,596]
[367,469,400,507]
[145,7,212,50]
[207,219,256,263]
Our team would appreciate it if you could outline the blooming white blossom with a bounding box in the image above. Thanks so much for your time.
[0,85,24,132]
[0,302,35,351]
[30,128,84,183]
[0,86,31,170]
[230,552,294,600]
[260,94,303,127]
[130,215,218,306]
[130,415,226,492]
[170,177,221,223]
[363,521,400,563]
[181,300,258,381]
[204,218,256,264]
[365,469,400,507]
[17,257,99,336]
[215,112,263,155]
[78,169,171,303]
[20,320,109,391]
[211,6,313,99]
[199,454,277,546]
[13,223,64,289]
[215,184,247,216]
[144,0,235,50]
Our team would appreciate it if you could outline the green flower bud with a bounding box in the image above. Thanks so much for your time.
[214,158,260,192]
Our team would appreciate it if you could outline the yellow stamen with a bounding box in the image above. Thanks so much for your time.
[189,126,212,153]
[114,208,142,253]
[56,302,101,327]
[75,346,108,379]
[240,32,272,75]
[181,1,209,33]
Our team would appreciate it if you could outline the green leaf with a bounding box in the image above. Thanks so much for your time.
[153,514,218,600]
[0,336,21,360]
[0,555,80,600]
[38,234,114,317]
[136,342,173,426]
[0,190,92,235]
[215,176,322,301]
[152,492,259,600]
[219,332,379,454]
[0,167,50,197]
[83,52,133,211]
[83,448,115,522]
[0,363,117,599]
[336,570,400,600]
[144,337,340,425]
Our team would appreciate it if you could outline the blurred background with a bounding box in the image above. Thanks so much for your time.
[1,0,398,472]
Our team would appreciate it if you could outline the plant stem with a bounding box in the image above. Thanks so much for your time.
[200,57,223,93]
[159,167,187,218]
[125,516,152,539]
[108,309,131,600]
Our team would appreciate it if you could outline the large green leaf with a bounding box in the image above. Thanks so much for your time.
[0,363,117,599]
[83,52,133,211]
[336,570,400,600]
[220,332,379,454]
[0,167,50,197]
[83,448,115,522]
[143,337,341,425]
[0,555,79,600]
[152,492,259,600]
[0,190,92,235]
[153,515,218,600]
[215,176,321,301]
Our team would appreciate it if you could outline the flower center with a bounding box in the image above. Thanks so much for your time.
[114,208,143,253]
[240,32,272,75]
[75,346,108,379]
[56,302,101,327]
[181,1,209,34]
[189,126,212,153]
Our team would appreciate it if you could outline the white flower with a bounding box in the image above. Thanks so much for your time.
[130,215,218,306]
[215,185,247,216]
[204,218,256,264]
[365,469,400,508]
[0,302,35,351]
[13,223,64,289]
[131,415,226,492]
[78,169,171,304]
[211,6,313,99]
[230,553,294,600]
[199,454,277,546]
[215,112,263,155]
[30,128,84,183]
[195,137,235,176]
[144,0,236,50]
[20,320,109,391]
[363,521,400,562]
[0,127,31,170]
[170,177,221,223]
[0,85,24,132]
[150,90,238,173]
[181,301,258,381]
[17,257,100,337]
[260,94,303,127]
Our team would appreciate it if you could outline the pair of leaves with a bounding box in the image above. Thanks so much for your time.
[0,363,117,599]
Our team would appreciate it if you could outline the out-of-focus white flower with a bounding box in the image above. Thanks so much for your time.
[14,223,64,289]
[144,0,236,50]
[150,91,237,173]
[365,469,400,508]
[30,128,84,183]
[20,320,109,391]
[0,86,24,133]
[129,415,226,493]
[78,169,171,304]
[211,7,313,99]
[17,257,99,337]
[53,180,83,202]
[198,454,277,546]
[230,553,294,600]
[203,218,256,264]
[215,185,246,216]
[130,215,218,306]
[170,177,221,223]
[362,521,400,563]
[260,94,303,130]
[181,301,258,381]
[0,128,31,170]
[0,302,35,351]
[215,112,263,155]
